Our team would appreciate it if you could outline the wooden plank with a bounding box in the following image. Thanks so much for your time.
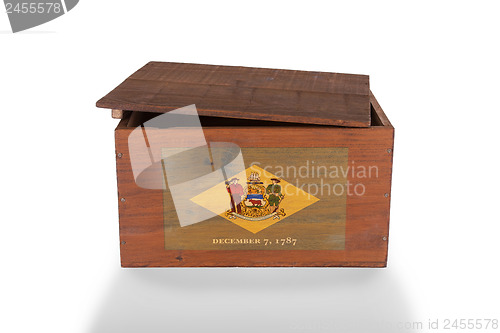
[370,90,393,128]
[98,62,371,127]
[111,109,123,119]
[114,109,393,267]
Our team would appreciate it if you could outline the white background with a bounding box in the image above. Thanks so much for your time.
[1,1,499,332]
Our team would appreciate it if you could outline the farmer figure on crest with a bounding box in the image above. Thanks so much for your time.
[226,177,244,214]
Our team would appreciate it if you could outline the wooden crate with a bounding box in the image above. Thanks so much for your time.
[97,62,394,267]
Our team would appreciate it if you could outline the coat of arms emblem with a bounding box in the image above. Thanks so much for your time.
[225,171,286,221]
[190,165,319,233]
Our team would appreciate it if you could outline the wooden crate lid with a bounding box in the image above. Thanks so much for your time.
[96,62,371,127]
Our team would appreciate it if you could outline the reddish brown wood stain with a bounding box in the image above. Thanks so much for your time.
[97,62,393,267]
[112,93,393,267]
[97,62,371,127]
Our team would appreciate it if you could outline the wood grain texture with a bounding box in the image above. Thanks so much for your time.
[113,99,393,267]
[98,62,371,127]
[111,109,123,119]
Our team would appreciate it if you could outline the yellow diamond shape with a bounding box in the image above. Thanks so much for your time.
[190,165,319,233]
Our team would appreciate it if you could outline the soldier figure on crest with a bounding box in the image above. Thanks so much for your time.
[266,178,283,213]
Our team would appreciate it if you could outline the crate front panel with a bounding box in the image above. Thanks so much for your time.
[115,126,393,267]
